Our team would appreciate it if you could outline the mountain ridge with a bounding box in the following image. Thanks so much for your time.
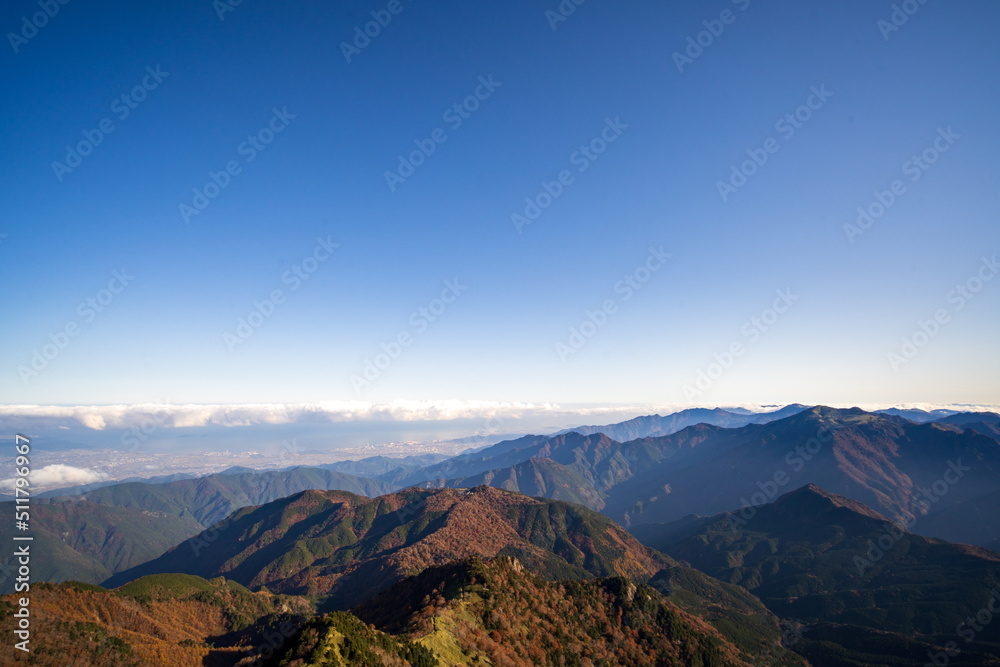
[631,483,1000,665]
[103,485,672,609]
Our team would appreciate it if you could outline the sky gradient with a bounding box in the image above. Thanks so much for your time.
[2,0,998,409]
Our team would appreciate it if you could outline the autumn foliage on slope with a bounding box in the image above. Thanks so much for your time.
[108,486,670,610]
[312,556,757,667]
[0,575,310,667]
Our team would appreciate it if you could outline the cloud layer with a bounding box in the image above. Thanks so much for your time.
[0,400,571,431]
[0,400,996,432]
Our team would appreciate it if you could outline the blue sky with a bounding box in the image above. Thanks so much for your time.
[2,0,998,409]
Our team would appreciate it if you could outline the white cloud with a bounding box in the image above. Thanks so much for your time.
[0,464,107,492]
[0,400,995,432]
[80,414,107,430]
[0,401,569,431]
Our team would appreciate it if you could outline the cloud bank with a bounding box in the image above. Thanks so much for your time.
[0,400,571,431]
[0,400,996,432]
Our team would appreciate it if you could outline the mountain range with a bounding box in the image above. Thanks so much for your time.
[9,405,1000,595]
[553,403,812,440]
[6,404,1000,666]
[407,406,1000,547]
[11,481,999,666]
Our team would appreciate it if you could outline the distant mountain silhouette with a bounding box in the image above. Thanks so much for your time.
[877,407,959,422]
[553,404,811,440]
[412,407,1000,546]
[934,410,1000,439]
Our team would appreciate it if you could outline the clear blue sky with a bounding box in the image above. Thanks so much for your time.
[2,0,998,408]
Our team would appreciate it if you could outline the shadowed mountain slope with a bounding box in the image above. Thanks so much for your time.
[104,486,670,609]
[0,500,203,594]
[632,484,1000,666]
